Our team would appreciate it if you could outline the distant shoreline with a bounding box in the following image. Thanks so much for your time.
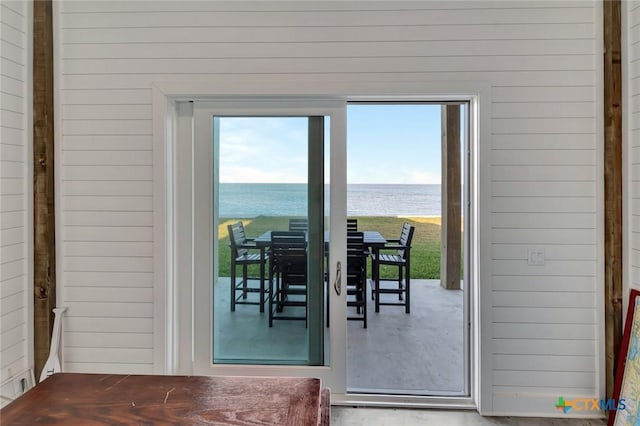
[219,183,442,217]
[219,215,443,219]
[221,182,442,185]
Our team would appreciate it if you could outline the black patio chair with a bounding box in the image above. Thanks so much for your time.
[371,222,415,313]
[288,218,309,232]
[228,221,267,312]
[269,231,308,327]
[347,218,358,232]
[346,232,367,328]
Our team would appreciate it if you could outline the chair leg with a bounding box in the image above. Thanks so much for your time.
[268,266,274,327]
[398,265,403,301]
[361,280,367,328]
[259,253,265,313]
[370,255,376,301]
[374,262,380,313]
[230,261,236,312]
[405,255,410,313]
[276,272,284,313]
[242,263,248,299]
[325,253,330,328]
[405,267,410,314]
[305,287,308,328]
[326,277,330,328]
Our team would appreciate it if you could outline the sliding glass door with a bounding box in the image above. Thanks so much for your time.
[212,115,324,365]
[192,101,347,390]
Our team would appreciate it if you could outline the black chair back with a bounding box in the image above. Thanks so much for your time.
[288,218,309,232]
[397,223,415,259]
[346,232,366,277]
[271,231,307,275]
[347,218,358,232]
[228,221,250,258]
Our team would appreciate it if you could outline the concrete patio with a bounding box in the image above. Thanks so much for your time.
[214,278,465,395]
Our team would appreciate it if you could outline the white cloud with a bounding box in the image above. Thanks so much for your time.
[218,116,442,185]
[408,170,441,184]
[219,117,308,183]
[220,166,306,183]
[348,169,441,185]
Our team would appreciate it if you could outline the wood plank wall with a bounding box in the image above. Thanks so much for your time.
[604,0,622,399]
[440,104,462,290]
[33,0,55,380]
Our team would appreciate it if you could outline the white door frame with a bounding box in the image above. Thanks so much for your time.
[191,100,348,391]
[151,79,491,411]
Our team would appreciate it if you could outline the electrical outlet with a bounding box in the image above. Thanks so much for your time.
[10,370,34,398]
[527,249,545,266]
[1,369,34,408]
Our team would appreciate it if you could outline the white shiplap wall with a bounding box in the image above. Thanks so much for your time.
[57,1,602,415]
[0,0,31,388]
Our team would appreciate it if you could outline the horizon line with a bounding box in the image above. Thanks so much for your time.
[219,182,443,185]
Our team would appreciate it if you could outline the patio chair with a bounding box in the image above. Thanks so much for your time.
[228,221,267,312]
[325,222,362,327]
[346,232,367,328]
[371,222,415,313]
[288,218,309,232]
[269,231,308,327]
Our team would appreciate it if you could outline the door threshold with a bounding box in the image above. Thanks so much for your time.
[347,387,466,397]
[331,392,476,410]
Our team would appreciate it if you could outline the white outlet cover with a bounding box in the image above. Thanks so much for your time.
[527,249,545,266]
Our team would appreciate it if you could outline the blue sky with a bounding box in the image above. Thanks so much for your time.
[218,104,442,184]
[218,116,309,183]
[347,104,441,184]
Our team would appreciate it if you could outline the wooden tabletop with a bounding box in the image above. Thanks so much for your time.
[1,373,323,425]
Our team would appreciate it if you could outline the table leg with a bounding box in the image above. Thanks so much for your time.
[260,246,265,313]
[405,247,410,314]
[373,247,380,313]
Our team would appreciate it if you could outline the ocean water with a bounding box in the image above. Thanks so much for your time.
[218,183,441,217]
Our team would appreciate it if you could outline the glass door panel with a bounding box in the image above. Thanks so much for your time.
[345,102,468,397]
[192,100,347,394]
[212,116,326,366]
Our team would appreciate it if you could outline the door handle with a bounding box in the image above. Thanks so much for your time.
[333,261,341,296]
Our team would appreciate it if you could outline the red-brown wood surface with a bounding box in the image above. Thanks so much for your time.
[0,373,322,425]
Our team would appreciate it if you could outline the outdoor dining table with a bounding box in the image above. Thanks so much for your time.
[253,230,387,249]
[251,230,387,306]
[0,373,327,425]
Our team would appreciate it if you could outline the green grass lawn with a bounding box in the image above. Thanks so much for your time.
[218,216,451,280]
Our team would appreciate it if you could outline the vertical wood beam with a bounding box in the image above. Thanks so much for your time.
[33,0,56,380]
[604,0,622,400]
[440,105,461,290]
